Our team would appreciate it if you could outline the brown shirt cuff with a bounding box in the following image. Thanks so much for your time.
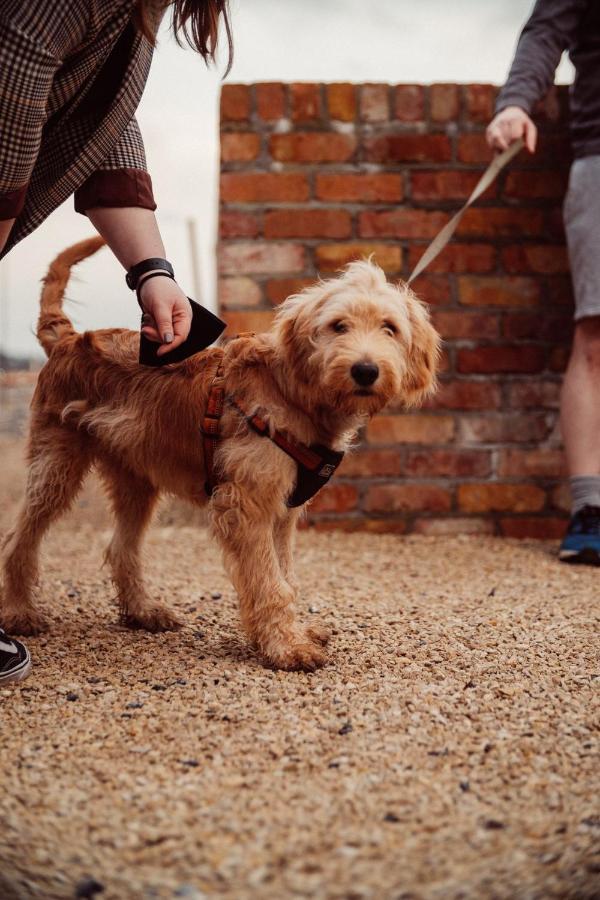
[0,185,28,220]
[74,168,157,214]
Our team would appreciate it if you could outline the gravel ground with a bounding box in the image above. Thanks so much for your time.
[0,440,599,900]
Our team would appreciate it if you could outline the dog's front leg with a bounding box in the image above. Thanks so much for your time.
[274,509,330,650]
[211,485,327,671]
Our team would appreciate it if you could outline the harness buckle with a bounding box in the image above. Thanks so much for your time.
[318,463,336,478]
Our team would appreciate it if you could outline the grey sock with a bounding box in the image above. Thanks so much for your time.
[570,476,600,515]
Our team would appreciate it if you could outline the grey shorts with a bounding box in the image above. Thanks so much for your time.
[564,155,600,321]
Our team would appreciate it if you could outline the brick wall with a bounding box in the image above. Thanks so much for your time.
[217,82,574,537]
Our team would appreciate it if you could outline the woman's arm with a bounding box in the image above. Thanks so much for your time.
[87,205,192,356]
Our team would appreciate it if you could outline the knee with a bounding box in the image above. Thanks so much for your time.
[574,318,600,370]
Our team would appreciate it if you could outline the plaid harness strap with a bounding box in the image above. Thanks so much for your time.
[200,358,344,508]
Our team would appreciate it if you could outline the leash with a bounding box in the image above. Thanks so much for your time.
[407,138,524,284]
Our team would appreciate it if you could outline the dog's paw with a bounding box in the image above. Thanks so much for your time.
[306,624,331,647]
[1,608,49,636]
[265,636,327,672]
[122,605,182,633]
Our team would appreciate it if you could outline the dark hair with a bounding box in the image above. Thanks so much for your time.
[136,1,233,76]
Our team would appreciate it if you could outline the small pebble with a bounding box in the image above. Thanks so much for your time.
[66,692,79,702]
[338,722,353,736]
[210,592,222,600]
[75,877,104,898]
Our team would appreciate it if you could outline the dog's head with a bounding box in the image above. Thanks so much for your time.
[272,259,441,417]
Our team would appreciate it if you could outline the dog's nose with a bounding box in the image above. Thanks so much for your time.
[351,362,379,386]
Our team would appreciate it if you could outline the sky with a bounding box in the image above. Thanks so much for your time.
[0,0,573,359]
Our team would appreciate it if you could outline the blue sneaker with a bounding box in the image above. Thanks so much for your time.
[0,628,31,684]
[559,505,600,565]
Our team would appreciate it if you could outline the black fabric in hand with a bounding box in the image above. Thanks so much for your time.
[139,297,226,367]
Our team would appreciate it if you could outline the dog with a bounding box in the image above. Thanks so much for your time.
[0,238,440,670]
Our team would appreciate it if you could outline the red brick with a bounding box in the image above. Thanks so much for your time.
[499,517,568,539]
[327,83,356,121]
[430,83,459,122]
[219,242,305,275]
[364,134,452,164]
[430,311,499,341]
[315,243,402,274]
[464,84,497,123]
[405,449,491,477]
[256,82,286,120]
[359,209,449,240]
[223,310,275,336]
[315,173,404,203]
[270,133,357,163]
[364,484,452,514]
[309,482,358,513]
[458,276,541,308]
[394,85,425,121]
[502,245,569,275]
[458,413,553,444]
[338,449,403,478]
[265,278,315,306]
[502,312,572,341]
[218,277,262,310]
[457,345,545,374]
[291,83,322,122]
[265,209,351,239]
[219,210,260,239]
[498,449,566,478]
[411,169,496,202]
[547,276,574,308]
[414,517,494,536]
[426,379,501,409]
[414,275,452,307]
[503,169,569,200]
[409,243,495,274]
[220,173,309,203]
[220,84,250,121]
[548,346,570,372]
[220,132,260,163]
[360,84,389,122]
[457,133,499,164]
[367,414,455,445]
[458,483,546,513]
[310,518,407,534]
[508,381,561,409]
[551,483,570,512]
[456,208,544,239]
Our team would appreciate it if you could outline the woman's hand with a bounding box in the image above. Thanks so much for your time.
[486,106,537,154]
[138,275,193,357]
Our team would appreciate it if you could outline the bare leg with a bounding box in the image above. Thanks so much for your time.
[99,461,181,632]
[560,318,600,477]
[211,484,326,670]
[1,430,91,634]
[273,510,330,647]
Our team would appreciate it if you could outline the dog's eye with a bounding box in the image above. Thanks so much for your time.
[331,320,348,334]
[383,320,398,336]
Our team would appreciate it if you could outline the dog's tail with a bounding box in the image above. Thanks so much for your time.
[37,235,106,356]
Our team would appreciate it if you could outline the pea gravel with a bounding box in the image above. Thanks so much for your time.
[0,440,599,900]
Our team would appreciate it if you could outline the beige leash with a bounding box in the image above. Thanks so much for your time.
[407,138,524,284]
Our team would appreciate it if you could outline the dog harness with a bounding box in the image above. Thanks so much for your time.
[201,355,344,508]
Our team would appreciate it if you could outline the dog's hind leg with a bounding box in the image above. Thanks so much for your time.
[98,461,181,632]
[1,428,91,634]
[211,485,326,671]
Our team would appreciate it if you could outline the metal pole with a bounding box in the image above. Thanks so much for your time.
[187,217,202,301]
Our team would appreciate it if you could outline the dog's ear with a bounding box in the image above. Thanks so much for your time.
[402,292,441,407]
[272,284,330,377]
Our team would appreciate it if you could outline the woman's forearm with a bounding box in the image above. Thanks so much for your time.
[86,206,165,269]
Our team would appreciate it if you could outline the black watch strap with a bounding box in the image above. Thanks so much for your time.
[126,257,175,290]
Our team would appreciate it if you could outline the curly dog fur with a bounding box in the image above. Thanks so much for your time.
[0,237,440,670]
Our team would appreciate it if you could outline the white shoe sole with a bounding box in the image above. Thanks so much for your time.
[0,651,32,685]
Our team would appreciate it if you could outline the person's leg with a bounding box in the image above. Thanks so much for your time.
[559,155,600,562]
[560,318,600,487]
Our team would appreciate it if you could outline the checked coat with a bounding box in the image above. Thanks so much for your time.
[0,0,164,256]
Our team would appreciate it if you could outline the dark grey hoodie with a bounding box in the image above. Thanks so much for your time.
[496,0,600,158]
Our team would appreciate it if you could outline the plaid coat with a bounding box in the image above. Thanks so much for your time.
[0,0,163,256]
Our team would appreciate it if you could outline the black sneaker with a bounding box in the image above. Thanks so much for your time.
[559,504,600,565]
[0,628,31,684]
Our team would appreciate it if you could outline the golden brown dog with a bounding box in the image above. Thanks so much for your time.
[0,238,440,670]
